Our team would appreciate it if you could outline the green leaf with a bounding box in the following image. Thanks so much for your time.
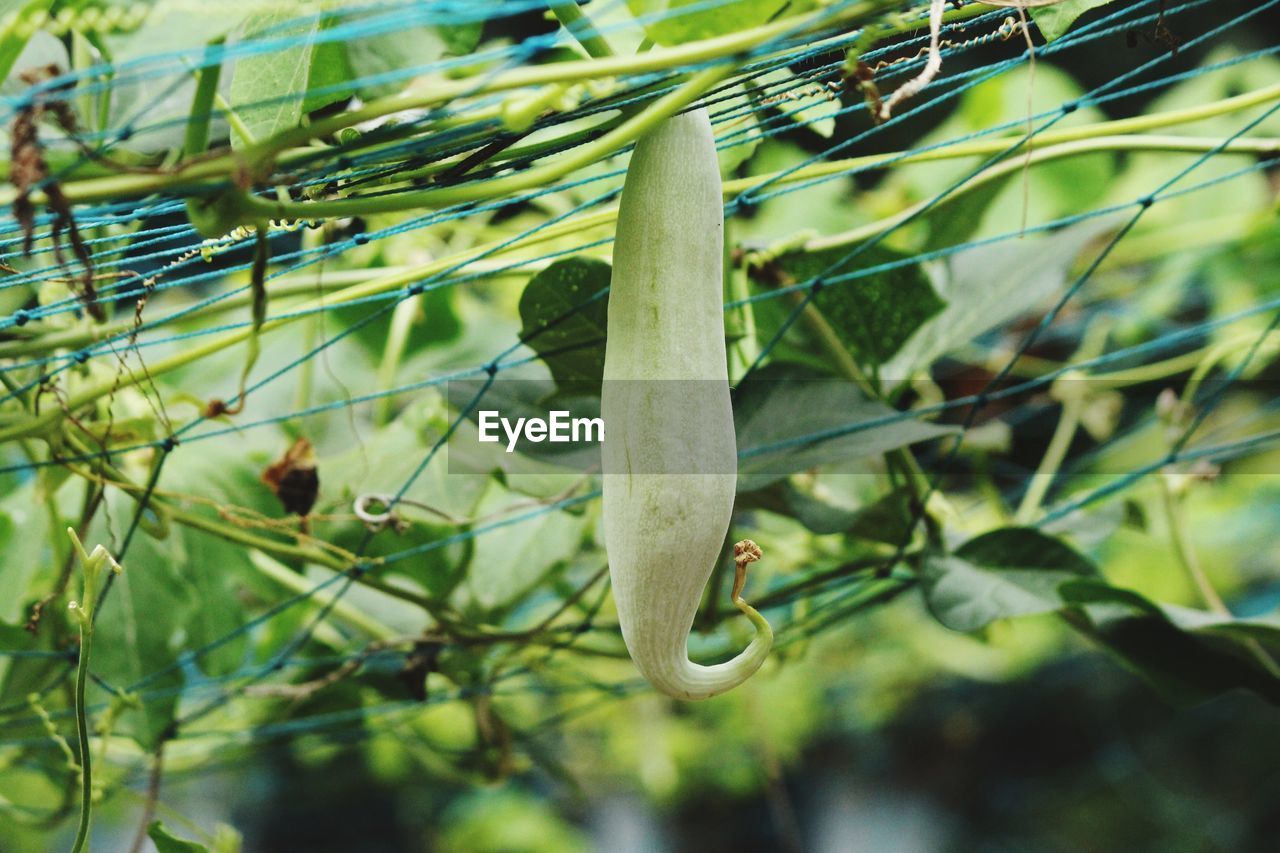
[956,527,1098,576]
[1061,580,1280,645]
[781,483,914,542]
[303,39,355,113]
[0,0,54,83]
[518,257,611,388]
[734,363,957,490]
[920,177,1010,252]
[92,520,194,748]
[1052,580,1280,706]
[229,7,320,149]
[884,217,1119,383]
[458,484,591,616]
[1031,0,1119,42]
[1161,605,1280,644]
[343,22,482,100]
[923,528,1097,632]
[0,493,39,626]
[183,534,250,678]
[333,282,462,358]
[322,410,481,596]
[772,244,946,369]
[148,821,209,853]
[625,0,789,47]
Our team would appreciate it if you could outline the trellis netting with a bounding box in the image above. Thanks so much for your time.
[1,0,1279,842]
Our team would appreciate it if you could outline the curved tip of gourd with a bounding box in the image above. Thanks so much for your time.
[650,604,773,702]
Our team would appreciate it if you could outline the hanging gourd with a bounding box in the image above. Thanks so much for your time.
[602,108,772,701]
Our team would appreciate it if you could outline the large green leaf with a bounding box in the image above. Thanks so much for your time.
[148,820,243,853]
[922,528,1098,632]
[518,257,611,388]
[0,493,39,626]
[322,407,483,595]
[182,533,250,678]
[229,6,320,149]
[343,21,481,100]
[770,244,946,369]
[734,363,957,490]
[92,523,194,748]
[957,527,1098,575]
[1061,580,1280,706]
[1062,580,1280,646]
[883,217,1119,383]
[303,38,355,113]
[457,483,592,617]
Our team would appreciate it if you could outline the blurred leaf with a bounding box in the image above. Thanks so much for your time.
[0,0,54,82]
[323,412,480,596]
[1048,580,1280,705]
[0,494,37,625]
[770,243,945,368]
[439,788,591,853]
[1062,580,1280,645]
[920,177,1010,252]
[334,283,462,358]
[93,523,193,748]
[740,142,869,243]
[0,623,64,712]
[518,257,610,388]
[1161,605,1280,644]
[734,363,956,490]
[901,65,1113,238]
[343,22,481,99]
[884,216,1118,382]
[183,534,251,678]
[1031,0,1119,41]
[148,821,209,853]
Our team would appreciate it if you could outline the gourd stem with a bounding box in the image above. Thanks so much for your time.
[732,538,773,650]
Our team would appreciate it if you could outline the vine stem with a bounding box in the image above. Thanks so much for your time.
[374,294,420,426]
[0,0,903,210]
[1,82,1272,364]
[69,622,92,853]
[548,0,615,59]
[66,528,120,853]
[1015,319,1110,523]
[242,62,734,220]
[801,134,1279,255]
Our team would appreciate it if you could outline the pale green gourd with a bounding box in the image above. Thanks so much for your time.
[602,108,772,701]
